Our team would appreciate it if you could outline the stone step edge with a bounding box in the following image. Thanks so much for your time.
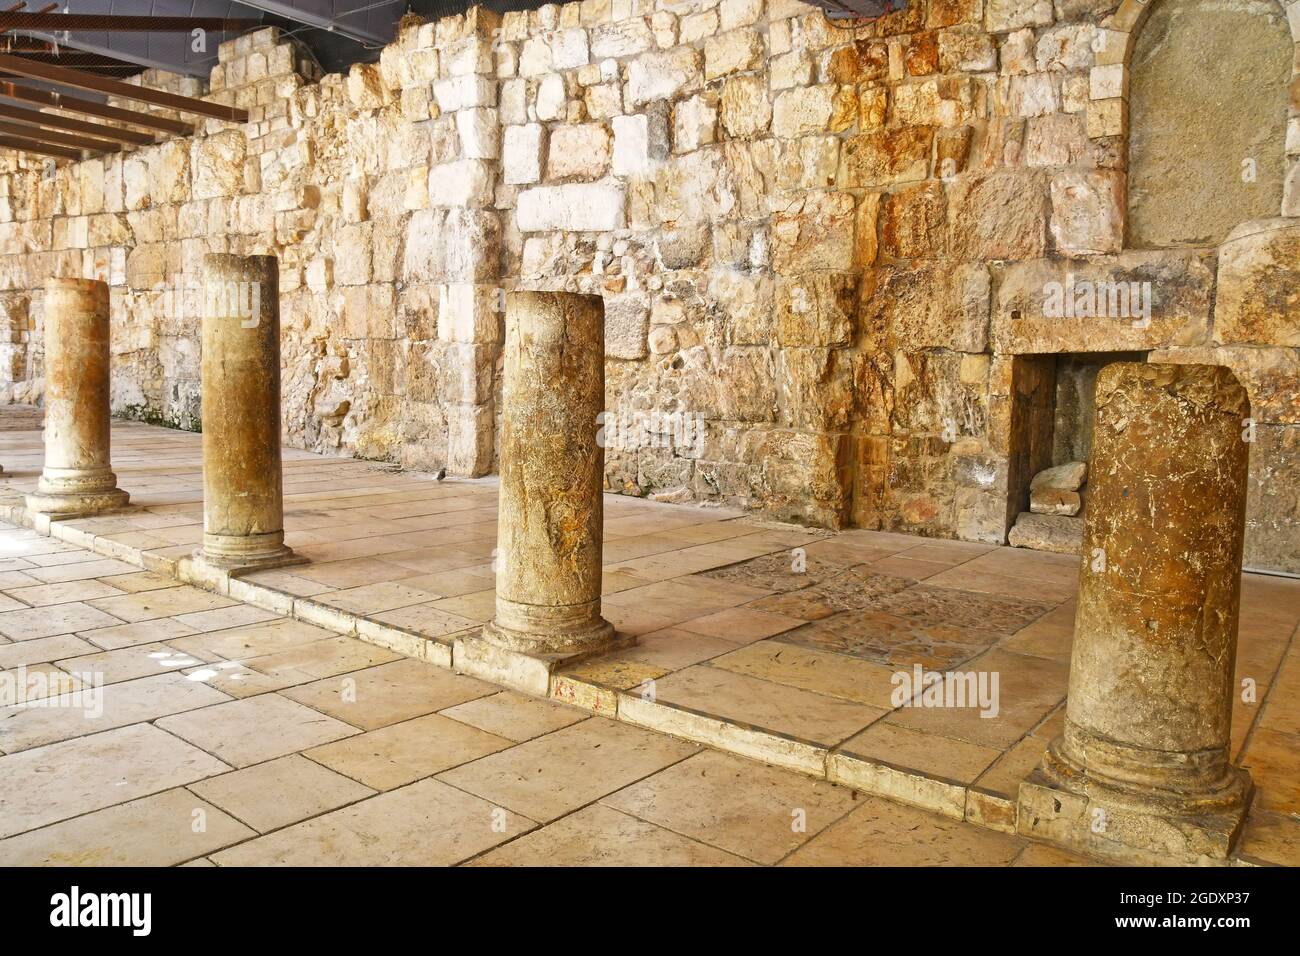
[0,500,1035,838]
[4,502,1244,865]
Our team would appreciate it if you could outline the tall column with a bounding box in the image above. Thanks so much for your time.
[26,278,128,516]
[1019,362,1252,861]
[481,291,616,655]
[195,253,297,571]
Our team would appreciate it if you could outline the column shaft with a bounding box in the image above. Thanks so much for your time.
[197,254,296,570]
[27,278,128,515]
[1047,363,1251,810]
[483,291,615,654]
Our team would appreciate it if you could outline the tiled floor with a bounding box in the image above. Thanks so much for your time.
[0,410,1297,866]
[0,521,1093,866]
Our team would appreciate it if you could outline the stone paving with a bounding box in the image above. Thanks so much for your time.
[0,413,1297,866]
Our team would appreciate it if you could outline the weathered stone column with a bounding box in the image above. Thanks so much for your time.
[195,253,297,571]
[26,278,128,516]
[1019,362,1252,862]
[481,291,616,655]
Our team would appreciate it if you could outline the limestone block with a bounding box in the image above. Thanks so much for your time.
[771,84,835,139]
[454,107,499,159]
[770,51,813,90]
[703,29,764,80]
[123,156,151,211]
[192,130,248,200]
[519,36,553,77]
[626,48,701,107]
[774,272,856,347]
[1030,487,1083,516]
[612,113,669,175]
[1212,218,1300,348]
[516,183,626,231]
[551,28,591,69]
[500,78,528,124]
[994,251,1215,354]
[591,19,654,59]
[769,190,856,272]
[427,160,495,208]
[446,402,494,476]
[985,0,1054,32]
[939,32,996,72]
[1031,460,1086,491]
[720,75,771,138]
[892,77,980,128]
[347,64,389,109]
[997,73,1060,118]
[445,35,494,77]
[1008,512,1082,554]
[947,171,1047,260]
[679,10,715,44]
[547,124,612,180]
[1049,169,1124,256]
[148,139,190,205]
[841,127,932,187]
[861,262,991,353]
[434,75,496,112]
[536,74,568,121]
[503,123,547,184]
[673,94,718,152]
[604,291,650,359]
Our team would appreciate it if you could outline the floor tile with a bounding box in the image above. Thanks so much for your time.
[209,778,533,866]
[781,795,1025,866]
[156,693,360,768]
[603,750,859,864]
[305,713,512,790]
[0,724,231,838]
[439,691,588,742]
[649,665,885,746]
[189,754,376,833]
[0,787,254,866]
[437,718,698,823]
[0,671,231,753]
[280,659,493,730]
[470,804,752,866]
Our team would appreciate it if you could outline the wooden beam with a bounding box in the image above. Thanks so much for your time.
[0,81,192,136]
[0,116,118,152]
[0,131,76,159]
[0,53,248,123]
[0,14,263,32]
[0,101,153,145]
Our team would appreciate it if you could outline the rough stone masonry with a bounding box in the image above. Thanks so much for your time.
[0,0,1297,571]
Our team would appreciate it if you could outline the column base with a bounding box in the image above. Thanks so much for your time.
[26,487,130,517]
[481,614,626,657]
[193,535,307,573]
[1016,741,1253,864]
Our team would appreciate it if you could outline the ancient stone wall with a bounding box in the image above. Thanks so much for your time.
[0,0,1297,570]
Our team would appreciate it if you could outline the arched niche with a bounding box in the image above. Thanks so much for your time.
[1088,0,1299,247]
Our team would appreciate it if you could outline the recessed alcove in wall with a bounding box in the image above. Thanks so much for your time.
[1005,351,1149,536]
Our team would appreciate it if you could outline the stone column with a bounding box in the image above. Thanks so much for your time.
[195,253,297,571]
[26,278,128,516]
[481,291,616,655]
[1019,362,1252,861]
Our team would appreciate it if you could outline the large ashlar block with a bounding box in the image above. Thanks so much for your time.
[193,254,303,572]
[480,291,627,660]
[26,278,129,516]
[1018,363,1253,864]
